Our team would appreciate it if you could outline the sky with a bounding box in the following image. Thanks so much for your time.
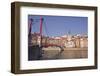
[28,15,88,37]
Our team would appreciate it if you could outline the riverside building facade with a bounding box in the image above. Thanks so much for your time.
[30,33,88,48]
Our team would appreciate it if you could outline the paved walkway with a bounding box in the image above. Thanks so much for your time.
[42,47,88,59]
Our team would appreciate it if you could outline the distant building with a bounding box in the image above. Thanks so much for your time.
[30,33,88,48]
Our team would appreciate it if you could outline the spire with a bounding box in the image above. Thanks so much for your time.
[68,29,71,35]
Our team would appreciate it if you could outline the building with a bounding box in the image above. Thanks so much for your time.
[30,33,88,48]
